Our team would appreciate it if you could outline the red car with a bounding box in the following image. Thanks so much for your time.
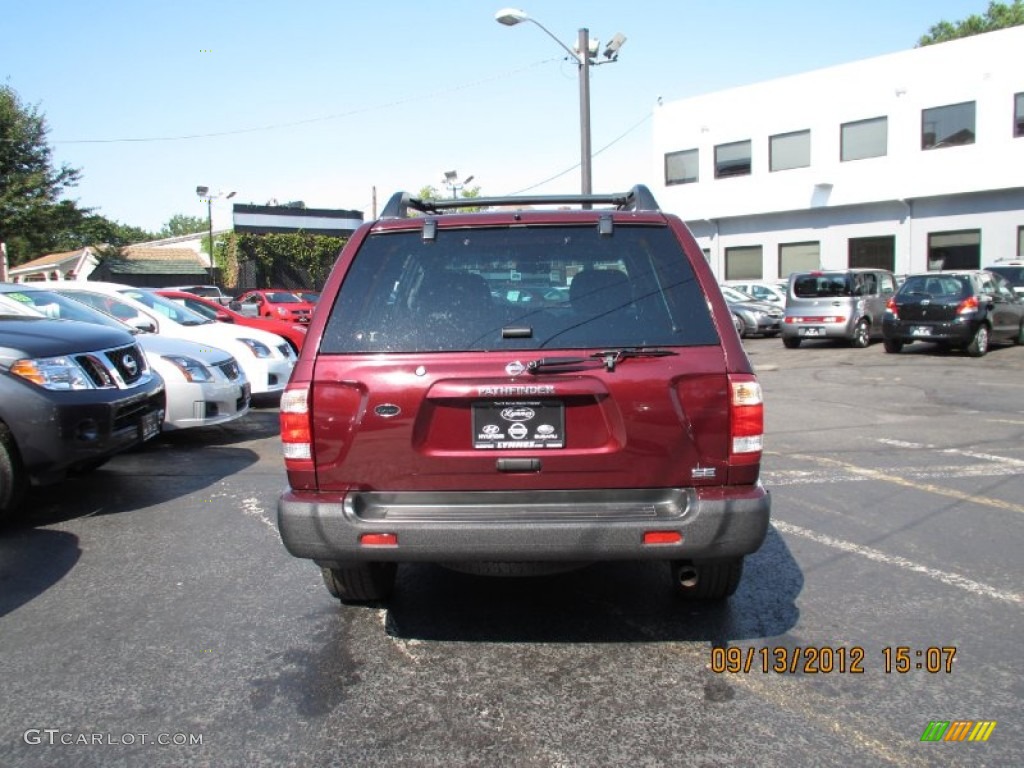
[156,290,308,354]
[277,185,769,604]
[234,289,314,324]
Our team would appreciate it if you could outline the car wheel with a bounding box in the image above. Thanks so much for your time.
[673,557,743,601]
[0,426,28,520]
[966,324,989,357]
[850,319,870,348]
[732,314,744,338]
[782,336,801,349]
[883,338,903,354]
[321,563,397,603]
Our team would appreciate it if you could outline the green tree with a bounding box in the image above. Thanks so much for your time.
[918,0,1024,45]
[0,85,84,264]
[160,214,207,238]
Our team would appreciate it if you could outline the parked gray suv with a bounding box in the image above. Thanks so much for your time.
[781,268,896,348]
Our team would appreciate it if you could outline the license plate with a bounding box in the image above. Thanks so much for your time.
[800,327,823,337]
[911,326,932,336]
[140,410,161,441]
[472,401,564,449]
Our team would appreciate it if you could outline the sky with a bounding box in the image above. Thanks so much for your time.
[1,0,994,234]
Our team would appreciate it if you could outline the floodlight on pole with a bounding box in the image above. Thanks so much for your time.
[495,7,626,197]
[442,170,475,199]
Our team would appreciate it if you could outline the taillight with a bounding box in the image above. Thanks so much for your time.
[729,375,764,464]
[280,386,313,469]
[956,296,979,315]
[885,297,898,318]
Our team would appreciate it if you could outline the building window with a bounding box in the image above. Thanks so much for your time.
[1018,225,1024,258]
[665,149,699,185]
[922,101,975,150]
[928,230,980,270]
[779,242,820,278]
[1015,93,1024,137]
[715,140,751,179]
[841,116,887,161]
[769,130,810,172]
[724,245,763,280]
[848,236,895,271]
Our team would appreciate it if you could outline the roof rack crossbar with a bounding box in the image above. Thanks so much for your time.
[378,184,660,219]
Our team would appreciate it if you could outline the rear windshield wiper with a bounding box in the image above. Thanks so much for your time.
[528,348,677,374]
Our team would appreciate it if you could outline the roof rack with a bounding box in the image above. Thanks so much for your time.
[379,184,661,219]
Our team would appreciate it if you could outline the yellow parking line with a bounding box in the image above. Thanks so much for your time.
[775,452,1024,515]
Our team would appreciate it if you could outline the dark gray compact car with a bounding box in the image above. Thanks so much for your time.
[0,314,166,520]
[882,270,1024,357]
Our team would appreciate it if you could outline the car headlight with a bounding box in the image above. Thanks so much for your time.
[162,355,214,383]
[9,356,95,390]
[275,307,289,317]
[238,338,272,358]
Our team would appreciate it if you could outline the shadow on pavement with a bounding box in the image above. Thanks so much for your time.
[0,528,81,618]
[366,525,801,645]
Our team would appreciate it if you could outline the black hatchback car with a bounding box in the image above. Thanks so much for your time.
[881,270,1024,357]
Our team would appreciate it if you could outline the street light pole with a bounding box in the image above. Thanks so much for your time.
[496,8,625,198]
[577,27,592,196]
[195,186,235,286]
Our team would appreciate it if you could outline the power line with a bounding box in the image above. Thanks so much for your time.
[506,110,652,195]
[43,59,560,145]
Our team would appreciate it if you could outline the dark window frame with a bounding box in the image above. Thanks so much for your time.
[1015,92,1024,138]
[841,116,888,162]
[921,101,976,150]
[769,129,810,172]
[664,148,699,185]
[714,140,752,179]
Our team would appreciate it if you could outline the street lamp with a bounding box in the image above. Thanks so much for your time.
[496,7,625,196]
[442,170,475,199]
[195,186,236,285]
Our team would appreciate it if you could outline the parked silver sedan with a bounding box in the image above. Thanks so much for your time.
[0,287,250,431]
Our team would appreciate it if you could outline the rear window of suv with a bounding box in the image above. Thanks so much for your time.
[321,224,719,354]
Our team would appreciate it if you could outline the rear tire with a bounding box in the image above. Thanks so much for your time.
[883,338,903,354]
[966,324,989,357]
[321,563,397,603]
[0,426,28,522]
[782,336,801,349]
[850,319,870,348]
[673,558,743,601]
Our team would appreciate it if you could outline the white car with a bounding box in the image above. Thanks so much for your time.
[52,282,295,398]
[0,287,251,431]
[723,280,787,306]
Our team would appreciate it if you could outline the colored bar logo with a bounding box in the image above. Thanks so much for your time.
[921,721,997,742]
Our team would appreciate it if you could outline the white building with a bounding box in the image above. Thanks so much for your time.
[652,26,1024,281]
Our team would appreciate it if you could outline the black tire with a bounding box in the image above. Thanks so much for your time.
[321,563,397,603]
[732,313,745,338]
[0,425,28,521]
[966,324,989,357]
[850,319,870,348]
[673,558,744,601]
[883,338,903,354]
[782,336,801,349]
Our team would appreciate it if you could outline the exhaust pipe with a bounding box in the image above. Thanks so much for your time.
[677,565,699,588]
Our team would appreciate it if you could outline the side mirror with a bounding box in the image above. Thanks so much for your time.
[130,317,157,333]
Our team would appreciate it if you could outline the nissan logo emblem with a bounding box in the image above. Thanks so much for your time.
[122,353,139,377]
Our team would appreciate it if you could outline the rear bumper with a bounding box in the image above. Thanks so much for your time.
[882,317,975,344]
[278,484,771,565]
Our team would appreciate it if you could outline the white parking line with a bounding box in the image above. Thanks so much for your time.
[877,438,1024,466]
[772,520,1024,605]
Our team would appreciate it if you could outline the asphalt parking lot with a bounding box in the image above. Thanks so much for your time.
[1,336,1022,767]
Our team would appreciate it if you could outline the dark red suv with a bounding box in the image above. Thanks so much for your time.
[277,186,770,603]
